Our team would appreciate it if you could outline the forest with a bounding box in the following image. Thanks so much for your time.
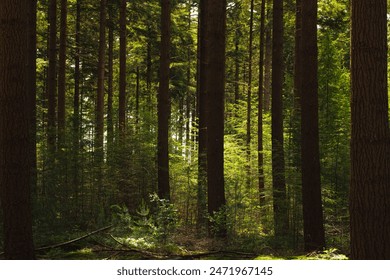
[0,0,389,260]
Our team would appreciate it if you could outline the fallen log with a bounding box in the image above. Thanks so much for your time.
[35,225,113,252]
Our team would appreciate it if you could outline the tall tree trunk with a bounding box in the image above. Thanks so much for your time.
[29,0,38,196]
[0,0,36,259]
[178,97,184,145]
[300,0,325,251]
[291,0,303,248]
[205,0,227,238]
[107,0,114,148]
[95,0,107,205]
[350,0,390,260]
[74,0,81,140]
[233,3,241,104]
[72,0,81,219]
[135,66,140,127]
[271,0,288,237]
[197,1,208,231]
[263,0,272,113]
[47,0,57,152]
[258,0,266,208]
[146,26,152,109]
[119,0,127,136]
[246,0,254,190]
[57,0,68,145]
[234,37,240,104]
[157,0,171,200]
[185,1,191,156]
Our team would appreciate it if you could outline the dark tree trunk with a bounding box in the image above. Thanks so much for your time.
[157,0,171,200]
[300,0,325,252]
[57,0,68,145]
[185,2,191,154]
[107,0,114,148]
[146,26,152,107]
[95,0,107,205]
[271,0,289,237]
[246,0,254,189]
[232,2,241,106]
[47,0,57,151]
[258,0,266,207]
[234,21,240,104]
[72,0,81,218]
[350,0,390,260]
[135,66,140,126]
[291,0,303,247]
[292,0,302,163]
[96,0,106,151]
[263,0,272,113]
[205,0,227,238]
[178,97,184,144]
[29,0,38,195]
[119,0,127,136]
[0,0,36,259]
[74,0,81,148]
[197,1,208,231]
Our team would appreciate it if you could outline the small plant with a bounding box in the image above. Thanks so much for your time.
[208,205,232,237]
[305,248,348,260]
[110,193,178,249]
[149,193,178,244]
[110,204,134,235]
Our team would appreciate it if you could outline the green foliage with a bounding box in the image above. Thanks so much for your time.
[255,248,348,260]
[150,193,179,243]
[299,248,348,260]
[317,7,351,250]
[111,193,178,249]
[208,205,230,237]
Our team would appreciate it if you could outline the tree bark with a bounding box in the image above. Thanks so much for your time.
[205,0,227,238]
[350,0,390,260]
[157,0,171,200]
[72,0,81,219]
[29,0,38,196]
[300,0,325,251]
[135,66,140,127]
[271,0,289,237]
[197,0,208,231]
[263,0,272,112]
[0,0,36,259]
[246,0,254,190]
[96,0,106,152]
[47,0,57,151]
[74,0,81,149]
[258,0,266,208]
[95,0,107,206]
[57,0,68,145]
[107,0,114,148]
[119,0,127,136]
[234,14,240,104]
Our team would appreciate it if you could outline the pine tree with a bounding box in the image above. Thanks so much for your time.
[157,0,171,200]
[271,0,289,237]
[205,0,227,237]
[0,0,36,259]
[300,0,325,251]
[350,0,390,259]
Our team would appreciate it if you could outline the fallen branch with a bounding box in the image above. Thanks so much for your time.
[36,225,113,252]
[99,237,257,260]
[0,225,113,258]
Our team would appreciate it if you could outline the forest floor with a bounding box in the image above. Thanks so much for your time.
[27,227,348,260]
